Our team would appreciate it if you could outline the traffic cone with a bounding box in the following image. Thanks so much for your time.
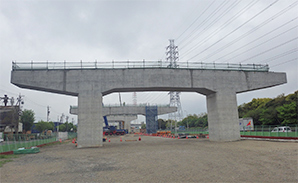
[139,136,141,141]
[59,138,62,143]
[196,135,199,139]
[173,136,175,139]
[186,136,188,139]
[178,136,180,139]
[72,138,75,143]
[207,135,209,139]
[109,138,110,142]
[120,137,122,142]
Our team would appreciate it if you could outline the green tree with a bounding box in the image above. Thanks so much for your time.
[141,124,146,129]
[277,101,297,125]
[58,124,66,132]
[72,125,77,132]
[259,107,279,125]
[165,119,176,129]
[238,91,298,126]
[20,109,35,132]
[178,113,208,128]
[34,120,54,134]
[157,119,167,130]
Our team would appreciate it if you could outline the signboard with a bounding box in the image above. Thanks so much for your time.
[239,118,254,131]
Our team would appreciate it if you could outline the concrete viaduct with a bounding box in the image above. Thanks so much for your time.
[69,105,177,132]
[10,61,286,148]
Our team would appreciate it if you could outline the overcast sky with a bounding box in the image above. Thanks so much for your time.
[0,0,297,124]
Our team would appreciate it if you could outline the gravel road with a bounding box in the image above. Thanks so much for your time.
[1,135,297,183]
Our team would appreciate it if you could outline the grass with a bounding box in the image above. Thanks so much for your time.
[0,154,21,167]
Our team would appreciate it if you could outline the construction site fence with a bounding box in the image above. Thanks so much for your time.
[240,125,298,137]
[170,128,209,135]
[167,125,298,137]
[0,132,77,153]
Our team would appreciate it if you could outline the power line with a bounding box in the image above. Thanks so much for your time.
[197,3,298,62]
[179,0,241,51]
[220,25,298,63]
[178,0,228,47]
[178,0,258,60]
[270,58,298,68]
[239,36,298,63]
[175,0,216,41]
[185,0,280,61]
[210,18,298,63]
[259,48,298,64]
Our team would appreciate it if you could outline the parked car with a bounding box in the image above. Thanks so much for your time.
[271,126,292,132]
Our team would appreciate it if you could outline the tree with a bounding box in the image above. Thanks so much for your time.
[177,113,208,128]
[141,124,146,129]
[58,124,66,132]
[72,125,77,132]
[277,101,297,125]
[20,109,35,132]
[259,107,280,125]
[35,120,54,134]
[157,119,167,130]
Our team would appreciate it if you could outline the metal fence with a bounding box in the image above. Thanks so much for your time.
[12,61,269,72]
[240,125,298,137]
[0,132,77,153]
[169,125,298,138]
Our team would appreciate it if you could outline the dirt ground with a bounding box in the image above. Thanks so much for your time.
[0,135,297,183]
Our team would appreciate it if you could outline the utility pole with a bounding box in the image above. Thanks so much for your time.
[119,93,122,106]
[66,116,69,132]
[16,94,24,133]
[47,106,50,122]
[166,39,183,136]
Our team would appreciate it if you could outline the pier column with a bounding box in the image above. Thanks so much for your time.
[77,91,103,147]
[206,91,240,141]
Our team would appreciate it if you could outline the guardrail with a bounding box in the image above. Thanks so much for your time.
[12,61,269,72]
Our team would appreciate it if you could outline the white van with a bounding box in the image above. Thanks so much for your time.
[271,126,292,132]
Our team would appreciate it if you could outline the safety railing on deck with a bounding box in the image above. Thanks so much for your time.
[12,61,269,72]
[70,103,171,109]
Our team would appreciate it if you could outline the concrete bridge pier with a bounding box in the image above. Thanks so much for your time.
[207,91,240,141]
[77,91,103,148]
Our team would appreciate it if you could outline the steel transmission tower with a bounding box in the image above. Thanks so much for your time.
[166,39,183,127]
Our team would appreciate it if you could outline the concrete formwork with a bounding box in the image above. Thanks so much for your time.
[11,68,287,146]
